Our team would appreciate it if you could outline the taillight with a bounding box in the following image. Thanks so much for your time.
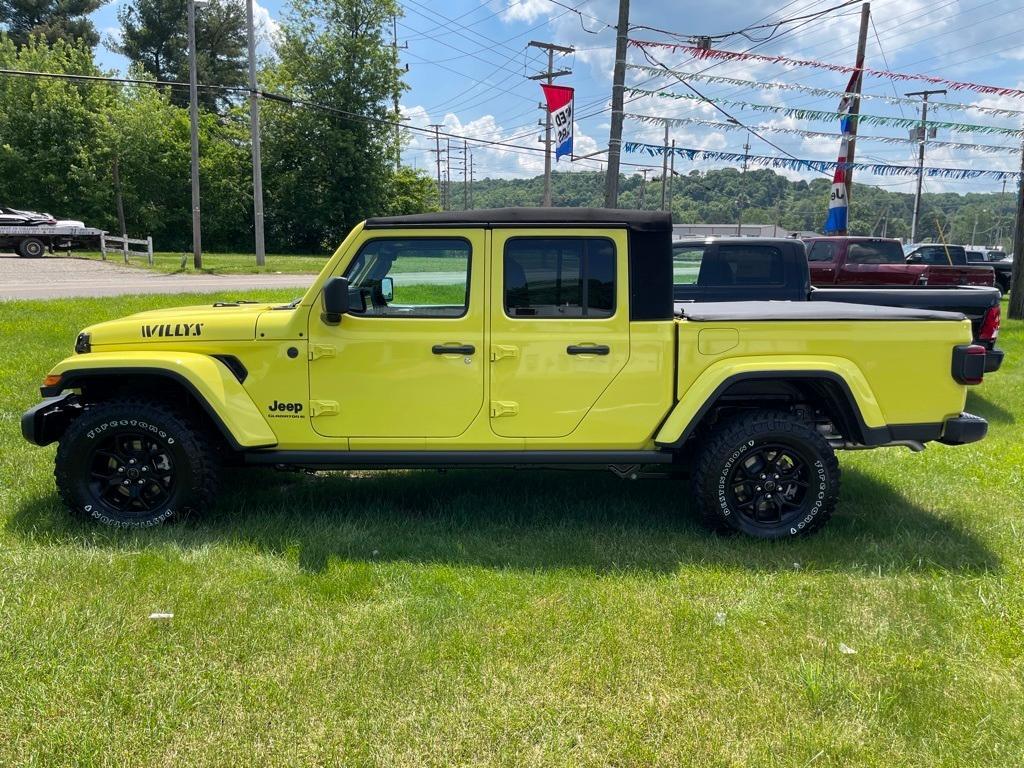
[952,344,986,385]
[978,304,1000,341]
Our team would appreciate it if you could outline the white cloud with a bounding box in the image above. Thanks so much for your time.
[400,102,601,179]
[251,0,281,45]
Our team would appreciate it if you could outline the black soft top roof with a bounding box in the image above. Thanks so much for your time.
[365,207,672,232]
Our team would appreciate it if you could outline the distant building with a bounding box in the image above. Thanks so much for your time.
[672,223,818,239]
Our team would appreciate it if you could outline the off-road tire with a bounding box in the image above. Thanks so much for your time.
[55,399,219,528]
[693,409,840,539]
[18,237,45,258]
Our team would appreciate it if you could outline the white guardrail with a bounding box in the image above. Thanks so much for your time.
[100,232,154,265]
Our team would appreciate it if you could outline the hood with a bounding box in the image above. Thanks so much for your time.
[83,301,278,347]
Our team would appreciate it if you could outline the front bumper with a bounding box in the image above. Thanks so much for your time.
[938,412,988,446]
[21,393,83,446]
[984,346,1005,373]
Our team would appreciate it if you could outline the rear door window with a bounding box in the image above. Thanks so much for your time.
[504,237,615,318]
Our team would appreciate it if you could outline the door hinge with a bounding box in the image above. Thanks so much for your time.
[489,400,519,418]
[310,400,339,417]
[308,344,336,361]
[490,344,519,362]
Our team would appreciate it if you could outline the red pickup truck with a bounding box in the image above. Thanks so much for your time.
[804,237,995,287]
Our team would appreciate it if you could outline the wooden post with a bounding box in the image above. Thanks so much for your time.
[112,156,129,263]
[603,0,630,208]
[1008,140,1024,319]
[99,231,107,260]
[147,236,154,266]
[841,2,871,232]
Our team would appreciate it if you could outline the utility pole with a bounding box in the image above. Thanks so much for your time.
[907,88,946,243]
[429,124,443,209]
[660,118,669,210]
[187,0,205,269]
[841,2,870,231]
[1008,139,1024,319]
[391,15,406,171]
[468,151,474,209]
[604,0,630,208]
[667,139,675,212]
[245,0,265,267]
[462,139,468,210]
[528,40,574,207]
[734,125,750,236]
[112,156,128,263]
[445,138,452,210]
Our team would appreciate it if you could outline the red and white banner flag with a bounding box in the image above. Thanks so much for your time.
[541,84,574,160]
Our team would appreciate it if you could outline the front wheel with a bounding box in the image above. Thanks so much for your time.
[55,399,219,528]
[693,410,840,539]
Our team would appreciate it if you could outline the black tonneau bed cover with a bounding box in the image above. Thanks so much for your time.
[677,300,965,323]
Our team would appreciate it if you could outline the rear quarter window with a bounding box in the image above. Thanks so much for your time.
[847,242,905,264]
[672,243,705,285]
[699,244,785,286]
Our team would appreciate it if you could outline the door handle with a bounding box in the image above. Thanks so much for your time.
[432,344,476,355]
[567,344,610,356]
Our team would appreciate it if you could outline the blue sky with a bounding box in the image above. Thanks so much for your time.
[92,0,1024,193]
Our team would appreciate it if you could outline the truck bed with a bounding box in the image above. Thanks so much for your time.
[676,300,965,323]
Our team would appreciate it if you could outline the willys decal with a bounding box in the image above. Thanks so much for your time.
[141,323,205,338]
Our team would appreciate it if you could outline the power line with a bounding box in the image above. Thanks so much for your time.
[624,64,1024,118]
[635,46,831,176]
[629,0,861,43]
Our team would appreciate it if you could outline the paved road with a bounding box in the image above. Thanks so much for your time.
[0,254,315,300]
[0,255,470,300]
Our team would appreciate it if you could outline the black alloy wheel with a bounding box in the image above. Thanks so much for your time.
[88,431,177,517]
[693,409,840,539]
[723,441,814,530]
[55,398,219,528]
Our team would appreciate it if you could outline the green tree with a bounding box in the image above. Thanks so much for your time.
[113,0,246,110]
[0,0,106,48]
[384,167,438,216]
[0,36,112,221]
[260,0,404,251]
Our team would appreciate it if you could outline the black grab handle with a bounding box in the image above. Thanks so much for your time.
[566,344,610,356]
[432,344,476,355]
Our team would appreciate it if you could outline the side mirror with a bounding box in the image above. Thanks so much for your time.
[321,276,350,324]
[380,276,394,302]
[906,255,921,264]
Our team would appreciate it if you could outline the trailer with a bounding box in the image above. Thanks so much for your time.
[0,225,107,258]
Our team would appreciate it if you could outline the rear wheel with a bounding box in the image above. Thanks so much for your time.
[18,237,45,258]
[693,409,840,539]
[55,399,219,528]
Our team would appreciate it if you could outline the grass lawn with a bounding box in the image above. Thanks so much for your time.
[0,293,1022,766]
[65,251,468,276]
[68,250,330,275]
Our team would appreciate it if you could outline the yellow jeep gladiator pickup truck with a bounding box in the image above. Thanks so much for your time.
[22,209,989,539]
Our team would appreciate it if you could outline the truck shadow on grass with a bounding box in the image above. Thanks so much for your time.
[966,390,1015,425]
[8,467,998,575]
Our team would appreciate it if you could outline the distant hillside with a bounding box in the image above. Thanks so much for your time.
[460,169,1016,247]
